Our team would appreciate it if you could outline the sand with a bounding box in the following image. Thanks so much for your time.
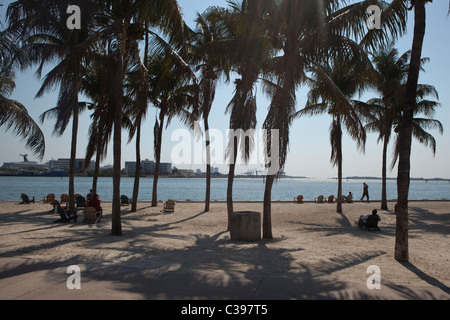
[0,200,449,300]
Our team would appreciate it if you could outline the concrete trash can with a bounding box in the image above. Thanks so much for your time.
[230,211,261,241]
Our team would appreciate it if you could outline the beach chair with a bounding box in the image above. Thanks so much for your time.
[315,195,325,203]
[294,195,304,204]
[162,199,176,213]
[54,206,77,223]
[121,195,131,206]
[327,195,335,203]
[45,193,56,203]
[358,215,381,231]
[365,215,381,231]
[60,194,69,203]
[76,195,87,210]
[346,194,353,203]
[20,193,35,204]
[82,206,100,224]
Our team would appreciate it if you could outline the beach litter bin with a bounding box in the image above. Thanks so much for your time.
[230,211,261,242]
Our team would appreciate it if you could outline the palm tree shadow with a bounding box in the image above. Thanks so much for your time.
[399,261,450,295]
[336,211,352,228]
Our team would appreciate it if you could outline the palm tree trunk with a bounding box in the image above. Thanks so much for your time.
[111,22,127,236]
[92,123,102,193]
[92,146,101,193]
[132,20,149,213]
[381,136,389,210]
[263,174,275,239]
[132,120,141,212]
[152,112,165,207]
[336,119,343,214]
[68,104,78,214]
[395,0,428,262]
[204,116,211,212]
[112,97,123,235]
[227,138,238,230]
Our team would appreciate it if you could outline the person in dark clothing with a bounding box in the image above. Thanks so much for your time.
[359,209,381,231]
[361,182,369,201]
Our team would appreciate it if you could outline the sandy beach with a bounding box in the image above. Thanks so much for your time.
[0,200,449,300]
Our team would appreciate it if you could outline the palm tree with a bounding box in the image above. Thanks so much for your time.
[81,51,117,193]
[201,1,271,228]
[0,62,46,161]
[192,8,228,212]
[128,0,191,212]
[390,84,443,169]
[364,44,410,210]
[256,0,412,238]
[7,0,98,214]
[1,20,45,158]
[259,0,408,239]
[364,45,442,211]
[299,54,370,213]
[394,0,447,262]
[147,52,197,208]
[88,0,188,235]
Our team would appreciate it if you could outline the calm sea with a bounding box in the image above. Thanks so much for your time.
[1,176,450,202]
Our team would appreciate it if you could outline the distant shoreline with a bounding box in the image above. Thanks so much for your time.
[1,173,449,181]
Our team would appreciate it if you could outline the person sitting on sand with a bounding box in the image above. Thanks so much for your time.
[359,210,381,230]
[52,200,77,223]
[87,193,103,218]
[346,192,353,203]
[52,200,64,215]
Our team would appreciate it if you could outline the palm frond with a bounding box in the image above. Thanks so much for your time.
[0,96,45,160]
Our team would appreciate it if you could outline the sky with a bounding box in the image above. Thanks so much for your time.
[1,0,449,179]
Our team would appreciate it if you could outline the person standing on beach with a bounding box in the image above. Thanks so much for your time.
[361,182,369,201]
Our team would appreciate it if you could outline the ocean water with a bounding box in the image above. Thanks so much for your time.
[1,176,450,202]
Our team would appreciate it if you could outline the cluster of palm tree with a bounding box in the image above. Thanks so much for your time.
[0,0,447,262]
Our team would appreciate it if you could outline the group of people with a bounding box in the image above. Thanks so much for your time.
[52,189,102,223]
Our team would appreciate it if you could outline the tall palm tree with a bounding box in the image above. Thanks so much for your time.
[364,45,442,210]
[390,84,443,168]
[147,52,197,208]
[81,51,117,193]
[257,0,408,239]
[7,0,98,214]
[201,1,272,228]
[128,0,191,212]
[364,44,410,210]
[88,0,188,235]
[394,0,442,262]
[299,53,370,213]
[192,8,228,212]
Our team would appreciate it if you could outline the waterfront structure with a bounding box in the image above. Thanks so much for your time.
[125,159,172,176]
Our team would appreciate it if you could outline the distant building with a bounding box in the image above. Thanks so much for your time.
[125,159,172,176]
[159,162,172,175]
[48,158,95,171]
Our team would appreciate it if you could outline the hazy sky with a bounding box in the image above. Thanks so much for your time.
[1,0,449,179]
